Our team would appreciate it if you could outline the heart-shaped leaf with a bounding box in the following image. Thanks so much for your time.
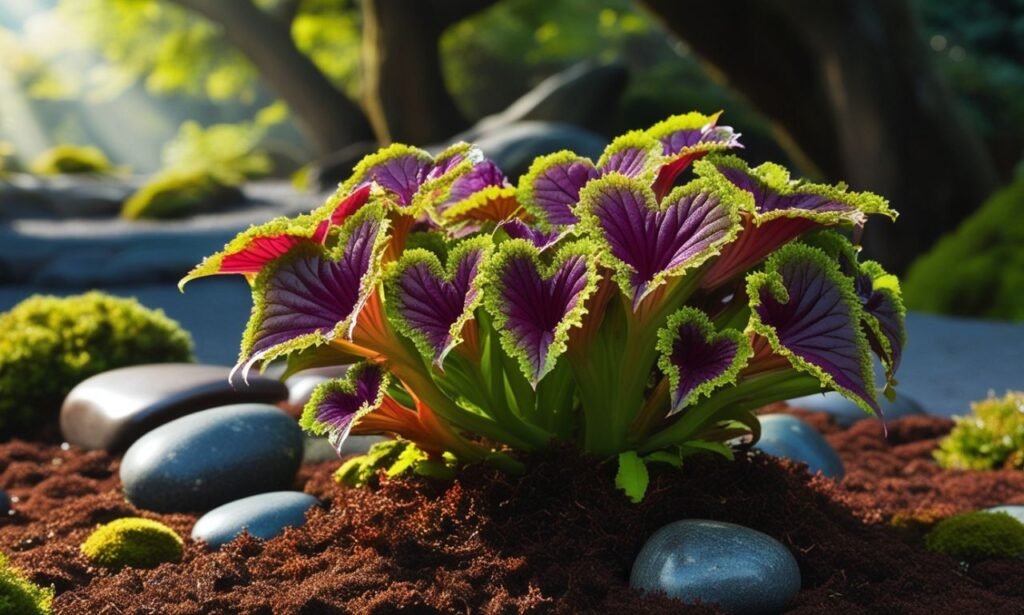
[342,142,478,212]
[657,307,752,415]
[518,151,599,226]
[237,204,389,376]
[387,236,492,367]
[576,174,740,309]
[698,156,894,288]
[300,362,388,453]
[484,239,600,386]
[746,243,880,416]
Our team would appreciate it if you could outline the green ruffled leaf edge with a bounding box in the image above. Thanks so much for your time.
[515,150,596,229]
[237,202,391,374]
[745,242,880,416]
[299,361,390,437]
[384,234,493,368]
[595,130,665,179]
[697,154,896,225]
[482,238,601,387]
[575,173,742,307]
[656,306,753,415]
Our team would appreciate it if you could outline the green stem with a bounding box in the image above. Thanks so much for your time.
[638,371,823,453]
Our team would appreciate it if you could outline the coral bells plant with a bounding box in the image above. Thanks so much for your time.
[182,112,905,501]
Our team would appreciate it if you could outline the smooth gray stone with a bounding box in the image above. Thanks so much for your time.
[984,505,1024,524]
[0,489,9,513]
[191,491,320,549]
[120,404,303,513]
[630,519,801,615]
[472,121,607,180]
[285,366,350,408]
[756,414,844,479]
[787,390,925,427]
[61,364,289,451]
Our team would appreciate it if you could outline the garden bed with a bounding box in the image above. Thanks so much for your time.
[2,410,1024,613]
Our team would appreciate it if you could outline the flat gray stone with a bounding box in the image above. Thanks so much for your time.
[787,390,925,427]
[191,491,320,549]
[0,489,9,513]
[984,505,1024,524]
[630,519,800,614]
[756,414,844,479]
[61,364,289,451]
[120,404,303,513]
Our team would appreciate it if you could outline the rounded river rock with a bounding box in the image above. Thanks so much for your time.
[192,491,321,549]
[630,519,801,614]
[120,404,303,513]
[756,413,845,479]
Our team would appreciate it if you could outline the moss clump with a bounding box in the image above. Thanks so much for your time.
[0,551,54,615]
[29,144,113,176]
[904,176,1024,321]
[925,511,1024,561]
[121,168,243,220]
[0,292,194,434]
[80,518,184,570]
[934,392,1024,470]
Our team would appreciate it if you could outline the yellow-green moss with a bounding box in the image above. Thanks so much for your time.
[934,392,1024,470]
[0,552,53,615]
[904,176,1024,321]
[29,144,113,176]
[121,168,243,220]
[0,292,194,434]
[80,518,183,570]
[925,511,1024,561]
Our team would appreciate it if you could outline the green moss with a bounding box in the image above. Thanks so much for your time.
[0,292,194,435]
[904,176,1024,321]
[81,518,183,570]
[934,392,1024,470]
[0,552,53,615]
[29,144,113,176]
[121,169,243,220]
[925,511,1024,561]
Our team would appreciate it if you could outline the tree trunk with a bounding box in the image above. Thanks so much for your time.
[169,0,375,156]
[641,0,999,272]
[361,0,498,145]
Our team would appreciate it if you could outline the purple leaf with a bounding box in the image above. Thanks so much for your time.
[716,165,856,216]
[387,237,490,367]
[597,132,662,178]
[577,175,738,308]
[238,207,387,373]
[657,308,751,414]
[299,362,388,453]
[445,160,509,207]
[518,152,599,226]
[484,240,599,385]
[747,243,880,415]
[499,219,566,252]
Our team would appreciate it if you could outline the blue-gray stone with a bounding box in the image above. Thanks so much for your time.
[787,390,925,427]
[984,505,1024,524]
[120,404,303,513]
[756,414,844,479]
[0,489,9,513]
[191,491,321,549]
[630,519,801,615]
[61,363,288,452]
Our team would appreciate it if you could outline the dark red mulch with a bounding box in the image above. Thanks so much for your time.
[1,410,1023,614]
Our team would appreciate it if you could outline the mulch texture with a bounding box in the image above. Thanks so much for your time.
[2,408,1024,614]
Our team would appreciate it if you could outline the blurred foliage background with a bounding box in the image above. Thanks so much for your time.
[0,0,1021,315]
